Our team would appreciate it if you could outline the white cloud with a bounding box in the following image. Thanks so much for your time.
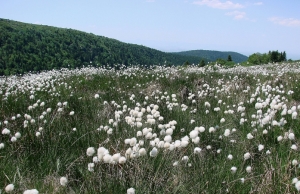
[193,0,244,9]
[269,17,300,27]
[254,2,263,5]
[226,11,246,20]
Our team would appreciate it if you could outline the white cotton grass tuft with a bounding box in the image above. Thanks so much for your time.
[5,183,14,192]
[258,144,264,151]
[230,166,237,173]
[296,181,300,191]
[246,166,252,173]
[0,143,4,149]
[60,176,68,186]
[86,147,95,156]
[227,154,233,160]
[150,147,158,157]
[23,189,39,194]
[127,187,135,194]
[244,152,251,160]
[289,133,295,140]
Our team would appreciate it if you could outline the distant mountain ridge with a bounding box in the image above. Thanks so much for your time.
[172,50,248,63]
[0,18,247,75]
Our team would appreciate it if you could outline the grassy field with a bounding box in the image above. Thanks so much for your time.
[1,62,300,193]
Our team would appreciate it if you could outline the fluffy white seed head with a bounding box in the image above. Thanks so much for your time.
[5,184,14,192]
[86,147,95,156]
[60,177,68,186]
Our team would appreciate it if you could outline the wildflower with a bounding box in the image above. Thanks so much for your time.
[88,163,95,172]
[119,156,126,164]
[292,178,298,184]
[182,156,189,163]
[231,166,237,173]
[277,136,283,142]
[60,177,68,186]
[291,144,298,150]
[289,133,295,140]
[139,148,146,156]
[69,111,75,115]
[194,147,202,154]
[11,136,17,142]
[224,129,230,137]
[296,181,300,191]
[227,154,233,160]
[244,152,251,160]
[240,178,245,183]
[5,184,14,192]
[246,166,252,173]
[86,147,95,156]
[150,147,158,157]
[36,132,41,137]
[292,159,298,166]
[189,130,199,139]
[127,188,135,194]
[103,154,112,163]
[247,133,253,140]
[164,135,172,143]
[23,189,39,194]
[94,94,99,99]
[173,161,179,166]
[258,144,264,151]
[0,143,4,149]
[220,118,225,123]
[2,128,10,135]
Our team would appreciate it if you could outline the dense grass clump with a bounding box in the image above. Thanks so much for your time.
[1,63,300,193]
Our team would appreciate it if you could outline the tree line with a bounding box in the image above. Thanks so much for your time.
[247,50,287,65]
[0,19,204,75]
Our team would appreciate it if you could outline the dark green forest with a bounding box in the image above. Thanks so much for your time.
[0,18,207,75]
[247,51,287,65]
[172,50,248,63]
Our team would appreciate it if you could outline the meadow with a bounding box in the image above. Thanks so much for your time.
[1,62,300,193]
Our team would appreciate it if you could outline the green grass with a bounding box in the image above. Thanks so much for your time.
[1,63,300,193]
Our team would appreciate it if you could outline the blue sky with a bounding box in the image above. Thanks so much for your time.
[1,0,300,59]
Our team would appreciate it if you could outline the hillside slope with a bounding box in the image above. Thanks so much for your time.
[0,18,204,75]
[172,50,248,63]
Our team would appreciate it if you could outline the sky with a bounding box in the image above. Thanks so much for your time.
[1,0,300,59]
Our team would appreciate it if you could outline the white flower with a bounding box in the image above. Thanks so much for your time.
[60,177,68,186]
[292,178,298,184]
[194,147,202,154]
[2,128,10,135]
[86,147,95,156]
[231,166,237,173]
[296,181,300,191]
[5,184,14,192]
[258,144,264,151]
[69,111,75,115]
[227,154,233,160]
[0,143,4,149]
[189,130,198,139]
[289,133,295,140]
[220,118,225,123]
[119,156,126,164]
[36,132,41,137]
[244,152,251,160]
[127,187,135,194]
[139,148,147,156]
[291,144,298,150]
[150,147,158,157]
[247,133,253,140]
[23,189,39,194]
[182,156,189,162]
[95,94,100,99]
[292,159,298,165]
[88,163,95,171]
[277,136,283,142]
[11,136,17,142]
[246,166,252,173]
[240,178,245,183]
[224,129,230,137]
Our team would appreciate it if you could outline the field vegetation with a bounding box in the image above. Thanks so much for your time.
[1,62,300,193]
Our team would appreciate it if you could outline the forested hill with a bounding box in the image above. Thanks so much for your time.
[173,50,248,63]
[0,18,205,75]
